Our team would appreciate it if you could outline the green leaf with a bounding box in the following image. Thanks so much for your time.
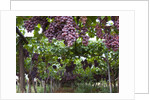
[16,16,23,26]
[107,16,111,21]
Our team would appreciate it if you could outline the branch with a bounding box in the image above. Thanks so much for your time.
[16,27,28,44]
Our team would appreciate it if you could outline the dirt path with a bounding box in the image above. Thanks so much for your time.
[55,87,74,93]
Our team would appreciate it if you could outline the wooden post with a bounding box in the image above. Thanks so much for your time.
[19,38,25,93]
[16,27,28,93]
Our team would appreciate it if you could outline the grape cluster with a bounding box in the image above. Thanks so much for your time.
[32,53,39,62]
[95,24,103,39]
[111,16,119,31]
[54,16,68,23]
[104,34,119,52]
[61,16,79,46]
[111,16,115,21]
[40,17,50,32]
[79,17,89,46]
[48,16,54,19]
[57,58,61,63]
[79,16,87,25]
[31,67,38,78]
[23,48,29,58]
[94,60,99,67]
[65,65,75,73]
[81,35,89,46]
[93,74,101,82]
[24,16,48,33]
[57,58,63,67]
[80,27,89,46]
[44,22,58,43]
[81,59,92,70]
[42,56,45,62]
[65,61,76,73]
[81,59,88,70]
[88,63,92,68]
[96,18,111,39]
[114,18,119,31]
[95,17,119,52]
[72,19,80,30]
[24,16,40,32]
[53,65,57,69]
[60,64,64,67]
[44,16,79,46]
[79,27,87,35]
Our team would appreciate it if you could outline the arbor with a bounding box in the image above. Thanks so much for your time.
[16,16,119,93]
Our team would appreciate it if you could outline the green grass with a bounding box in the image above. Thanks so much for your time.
[16,81,118,93]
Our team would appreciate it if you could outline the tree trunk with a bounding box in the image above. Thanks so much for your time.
[110,67,116,92]
[28,78,32,93]
[27,79,29,93]
[19,39,25,93]
[17,80,20,92]
[113,75,117,93]
[28,52,34,93]
[44,81,47,93]
[105,52,112,93]
[36,80,38,89]
[49,83,51,93]
[117,75,119,92]
[32,78,37,93]
[53,80,55,92]
[50,78,53,93]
